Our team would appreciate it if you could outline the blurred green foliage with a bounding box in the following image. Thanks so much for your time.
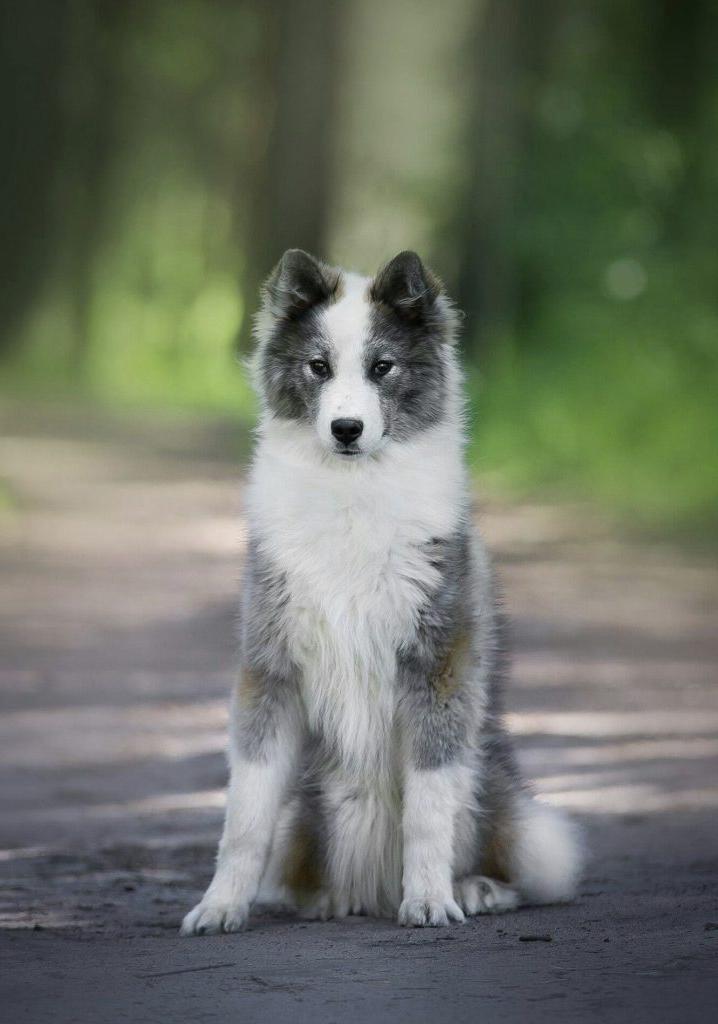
[1,0,716,535]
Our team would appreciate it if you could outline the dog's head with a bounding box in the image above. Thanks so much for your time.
[253,249,459,460]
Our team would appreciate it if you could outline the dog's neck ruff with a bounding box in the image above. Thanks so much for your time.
[252,396,467,535]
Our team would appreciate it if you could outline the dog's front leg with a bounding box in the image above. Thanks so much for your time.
[182,663,303,937]
[181,702,301,935]
[182,543,304,935]
[397,619,476,927]
[399,762,469,927]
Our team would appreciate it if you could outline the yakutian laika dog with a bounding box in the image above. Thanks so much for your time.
[181,249,582,934]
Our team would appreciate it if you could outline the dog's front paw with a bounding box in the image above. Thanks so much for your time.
[180,897,250,936]
[398,895,465,928]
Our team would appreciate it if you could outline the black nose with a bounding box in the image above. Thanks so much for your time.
[331,418,364,445]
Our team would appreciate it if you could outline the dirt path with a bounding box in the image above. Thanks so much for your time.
[1,403,717,1022]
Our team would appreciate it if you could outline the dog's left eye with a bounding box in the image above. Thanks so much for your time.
[372,360,394,378]
[308,359,330,379]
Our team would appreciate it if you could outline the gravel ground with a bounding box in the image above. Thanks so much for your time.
[1,403,716,1022]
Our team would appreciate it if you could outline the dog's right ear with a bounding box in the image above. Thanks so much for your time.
[263,249,337,319]
[370,251,440,322]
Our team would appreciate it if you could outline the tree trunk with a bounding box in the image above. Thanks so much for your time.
[0,0,69,357]
[237,0,344,351]
[60,1,131,374]
[451,0,557,359]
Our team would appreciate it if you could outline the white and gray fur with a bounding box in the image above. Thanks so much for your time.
[181,249,582,934]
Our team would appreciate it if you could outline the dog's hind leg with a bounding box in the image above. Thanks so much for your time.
[477,723,583,907]
[477,791,582,907]
[253,796,300,912]
[453,875,519,915]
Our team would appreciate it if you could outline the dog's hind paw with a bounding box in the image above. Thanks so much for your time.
[453,875,519,915]
[299,890,334,921]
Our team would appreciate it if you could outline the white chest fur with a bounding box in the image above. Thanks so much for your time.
[247,418,467,770]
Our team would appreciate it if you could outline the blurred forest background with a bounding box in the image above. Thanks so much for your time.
[1,0,717,535]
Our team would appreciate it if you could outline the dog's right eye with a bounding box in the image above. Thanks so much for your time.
[308,359,330,379]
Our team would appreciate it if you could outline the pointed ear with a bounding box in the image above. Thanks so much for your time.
[370,251,440,321]
[263,249,337,318]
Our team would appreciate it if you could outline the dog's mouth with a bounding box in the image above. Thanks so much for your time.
[333,444,362,458]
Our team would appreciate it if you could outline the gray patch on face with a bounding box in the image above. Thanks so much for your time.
[258,249,342,423]
[261,308,335,422]
[396,528,476,769]
[364,309,448,440]
[366,251,454,441]
[235,538,302,760]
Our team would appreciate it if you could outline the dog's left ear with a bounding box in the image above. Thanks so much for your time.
[370,251,441,322]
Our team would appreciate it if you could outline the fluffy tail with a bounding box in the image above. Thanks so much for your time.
[508,796,583,904]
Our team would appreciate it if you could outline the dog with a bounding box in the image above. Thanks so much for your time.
[181,249,582,934]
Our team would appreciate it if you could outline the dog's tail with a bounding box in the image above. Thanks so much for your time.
[507,795,583,904]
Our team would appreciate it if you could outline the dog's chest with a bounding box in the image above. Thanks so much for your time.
[268,490,442,762]
[249,437,464,764]
[293,513,437,761]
